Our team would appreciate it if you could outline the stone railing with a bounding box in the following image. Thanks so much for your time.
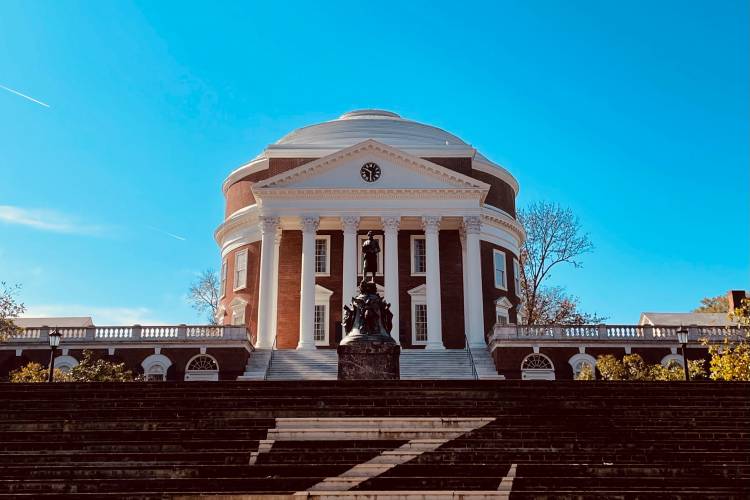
[5,325,251,345]
[491,324,748,343]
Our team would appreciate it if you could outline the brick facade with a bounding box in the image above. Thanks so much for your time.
[480,240,522,334]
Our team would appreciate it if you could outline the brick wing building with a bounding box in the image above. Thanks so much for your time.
[214,109,524,351]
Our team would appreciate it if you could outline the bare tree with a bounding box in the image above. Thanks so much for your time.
[518,201,600,325]
[188,270,220,325]
[0,282,26,340]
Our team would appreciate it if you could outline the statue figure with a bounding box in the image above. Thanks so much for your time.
[361,231,380,282]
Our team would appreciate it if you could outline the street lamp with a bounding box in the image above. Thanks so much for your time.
[676,325,690,382]
[47,329,62,383]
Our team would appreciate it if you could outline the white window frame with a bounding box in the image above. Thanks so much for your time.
[521,353,556,380]
[314,235,331,277]
[358,234,384,276]
[513,257,521,295]
[233,249,248,291]
[53,355,79,373]
[141,354,172,382]
[220,258,227,297]
[661,354,684,368]
[184,354,219,381]
[314,284,333,346]
[493,249,507,290]
[495,297,513,326]
[410,235,426,276]
[408,284,428,345]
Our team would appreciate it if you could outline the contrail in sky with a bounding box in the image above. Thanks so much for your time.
[146,225,187,241]
[0,84,50,107]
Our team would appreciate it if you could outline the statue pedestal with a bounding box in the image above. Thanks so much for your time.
[338,342,400,380]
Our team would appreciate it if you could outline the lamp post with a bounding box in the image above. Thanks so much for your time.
[47,329,61,383]
[676,326,690,382]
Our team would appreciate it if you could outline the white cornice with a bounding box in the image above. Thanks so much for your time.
[254,188,488,201]
[472,157,519,195]
[222,157,268,194]
[481,206,525,244]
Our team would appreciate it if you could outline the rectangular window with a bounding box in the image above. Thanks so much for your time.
[414,303,428,343]
[411,236,426,275]
[233,249,248,291]
[231,305,245,326]
[358,234,384,276]
[220,259,227,297]
[493,249,507,290]
[513,258,521,295]
[496,310,509,326]
[314,236,330,275]
[313,304,327,343]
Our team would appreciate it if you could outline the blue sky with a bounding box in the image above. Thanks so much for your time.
[1,0,747,324]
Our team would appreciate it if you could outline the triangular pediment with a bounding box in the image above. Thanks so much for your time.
[253,140,489,198]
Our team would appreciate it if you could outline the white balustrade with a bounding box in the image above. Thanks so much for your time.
[95,327,133,339]
[141,326,179,338]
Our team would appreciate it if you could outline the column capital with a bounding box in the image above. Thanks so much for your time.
[341,216,360,233]
[462,215,482,235]
[259,216,280,235]
[381,216,401,232]
[300,215,320,233]
[421,215,441,233]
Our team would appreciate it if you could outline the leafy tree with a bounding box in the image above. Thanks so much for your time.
[9,362,69,383]
[188,270,220,324]
[9,350,138,383]
[575,362,595,380]
[704,298,750,381]
[517,202,603,325]
[596,354,705,381]
[67,350,137,382]
[693,295,729,313]
[0,282,25,341]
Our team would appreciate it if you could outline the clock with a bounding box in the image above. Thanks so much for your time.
[360,162,381,183]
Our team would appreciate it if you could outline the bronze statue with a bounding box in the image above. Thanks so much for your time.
[361,231,380,282]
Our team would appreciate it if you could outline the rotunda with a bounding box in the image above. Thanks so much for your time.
[214,110,525,350]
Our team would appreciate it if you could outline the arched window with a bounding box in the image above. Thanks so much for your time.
[141,354,172,381]
[521,353,555,380]
[661,354,684,368]
[184,354,219,381]
[568,353,597,379]
[54,355,78,374]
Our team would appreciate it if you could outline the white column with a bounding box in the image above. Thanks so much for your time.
[297,215,319,350]
[256,216,280,349]
[459,227,470,339]
[381,216,400,345]
[421,216,444,350]
[463,216,485,348]
[269,227,282,344]
[341,216,360,306]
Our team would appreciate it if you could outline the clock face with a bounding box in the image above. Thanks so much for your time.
[360,162,381,183]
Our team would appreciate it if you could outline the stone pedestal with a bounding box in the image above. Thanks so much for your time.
[338,342,400,380]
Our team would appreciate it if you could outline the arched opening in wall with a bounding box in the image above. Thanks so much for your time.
[521,353,555,380]
[141,354,173,382]
[53,355,78,374]
[184,354,219,381]
[568,353,597,379]
[661,354,684,368]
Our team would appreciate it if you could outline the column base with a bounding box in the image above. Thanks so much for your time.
[424,341,445,350]
[296,341,316,350]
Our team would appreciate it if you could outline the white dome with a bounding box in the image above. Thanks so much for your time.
[274,109,474,150]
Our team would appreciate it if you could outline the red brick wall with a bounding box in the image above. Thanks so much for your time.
[471,170,516,217]
[439,230,466,349]
[316,230,343,347]
[219,242,261,341]
[398,230,425,347]
[276,230,302,348]
[480,241,521,334]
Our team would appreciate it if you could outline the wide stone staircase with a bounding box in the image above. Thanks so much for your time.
[259,348,498,380]
[0,381,748,498]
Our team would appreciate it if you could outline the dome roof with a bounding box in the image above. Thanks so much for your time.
[273,109,475,151]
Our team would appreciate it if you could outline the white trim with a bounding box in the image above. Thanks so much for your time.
[314,235,331,277]
[314,284,334,346]
[521,353,555,380]
[358,234,384,276]
[410,235,426,276]
[408,284,428,345]
[233,249,248,291]
[141,353,172,381]
[492,249,508,290]
[220,258,228,297]
[568,353,597,378]
[513,257,521,297]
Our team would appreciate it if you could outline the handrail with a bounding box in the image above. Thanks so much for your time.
[246,326,255,351]
[463,332,479,380]
[263,336,277,381]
